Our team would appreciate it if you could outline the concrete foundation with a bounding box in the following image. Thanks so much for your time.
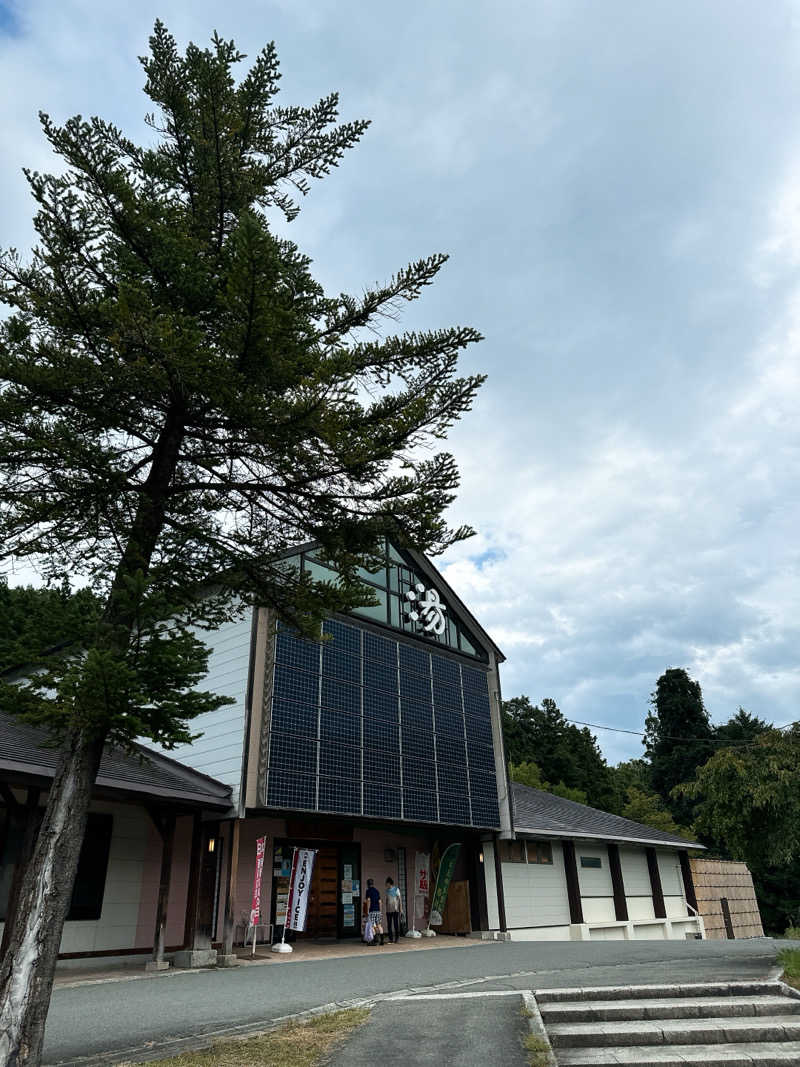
[172,948,217,968]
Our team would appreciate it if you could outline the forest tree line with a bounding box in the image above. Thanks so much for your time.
[503,669,800,933]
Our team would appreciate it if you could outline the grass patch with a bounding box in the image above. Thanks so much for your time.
[119,1007,371,1067]
[779,947,800,992]
[784,926,800,940]
[522,1031,552,1067]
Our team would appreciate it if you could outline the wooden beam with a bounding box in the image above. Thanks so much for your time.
[679,850,698,913]
[646,847,666,919]
[562,840,584,924]
[607,843,628,922]
[492,837,508,933]
[221,818,241,956]
[150,811,176,964]
[182,813,203,949]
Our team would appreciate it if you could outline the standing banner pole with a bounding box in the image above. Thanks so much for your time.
[425,842,461,936]
[249,836,267,957]
[272,847,298,954]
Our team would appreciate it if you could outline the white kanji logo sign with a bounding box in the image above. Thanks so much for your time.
[404,582,447,635]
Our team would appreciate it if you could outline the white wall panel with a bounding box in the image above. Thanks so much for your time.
[657,851,684,898]
[503,841,571,929]
[162,610,253,808]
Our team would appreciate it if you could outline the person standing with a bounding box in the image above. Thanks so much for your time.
[384,877,403,943]
[365,878,384,945]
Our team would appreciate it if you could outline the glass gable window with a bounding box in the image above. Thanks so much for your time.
[298,539,486,660]
[265,618,500,829]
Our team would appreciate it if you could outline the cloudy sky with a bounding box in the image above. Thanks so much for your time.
[2,0,800,762]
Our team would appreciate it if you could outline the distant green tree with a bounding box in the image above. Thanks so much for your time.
[0,580,100,673]
[713,707,770,743]
[502,696,615,809]
[508,759,588,805]
[680,726,800,869]
[619,786,689,838]
[508,760,545,790]
[644,668,714,824]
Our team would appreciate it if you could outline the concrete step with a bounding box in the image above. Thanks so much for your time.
[556,1041,800,1065]
[536,981,783,1004]
[540,994,800,1024]
[547,1014,800,1049]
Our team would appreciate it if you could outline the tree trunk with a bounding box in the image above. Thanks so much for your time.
[0,790,41,962]
[0,727,104,1067]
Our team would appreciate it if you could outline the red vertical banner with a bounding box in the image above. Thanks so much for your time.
[250,836,266,925]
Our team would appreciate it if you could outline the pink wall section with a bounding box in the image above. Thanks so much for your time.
[134,815,193,950]
[226,816,286,937]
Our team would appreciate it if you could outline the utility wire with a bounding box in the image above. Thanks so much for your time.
[562,717,797,746]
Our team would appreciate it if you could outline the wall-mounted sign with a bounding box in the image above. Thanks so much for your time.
[404,583,447,635]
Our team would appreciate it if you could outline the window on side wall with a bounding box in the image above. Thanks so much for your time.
[498,840,526,863]
[580,855,602,869]
[527,840,553,865]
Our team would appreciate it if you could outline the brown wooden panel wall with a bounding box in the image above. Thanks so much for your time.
[689,858,764,939]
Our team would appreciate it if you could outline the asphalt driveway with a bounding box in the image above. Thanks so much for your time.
[43,938,783,1065]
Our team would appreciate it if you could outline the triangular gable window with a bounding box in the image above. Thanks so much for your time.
[299,539,486,660]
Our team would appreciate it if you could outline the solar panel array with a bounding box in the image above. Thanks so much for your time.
[266,618,501,828]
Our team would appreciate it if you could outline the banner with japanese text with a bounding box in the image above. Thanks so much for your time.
[250,836,267,925]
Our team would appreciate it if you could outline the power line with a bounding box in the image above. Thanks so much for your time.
[563,717,797,747]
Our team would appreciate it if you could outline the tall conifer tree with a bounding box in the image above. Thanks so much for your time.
[0,24,484,1063]
[643,667,713,824]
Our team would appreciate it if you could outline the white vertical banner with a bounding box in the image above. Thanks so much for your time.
[413,851,430,930]
[286,848,317,932]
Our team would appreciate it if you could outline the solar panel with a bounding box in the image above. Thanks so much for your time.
[432,679,463,712]
[319,739,360,780]
[273,666,319,706]
[363,659,398,694]
[266,622,500,828]
[431,654,461,687]
[364,782,401,819]
[438,791,472,825]
[319,776,361,814]
[402,788,437,822]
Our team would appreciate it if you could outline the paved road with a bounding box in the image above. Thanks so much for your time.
[43,938,783,1065]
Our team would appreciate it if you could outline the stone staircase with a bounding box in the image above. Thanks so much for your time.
[536,981,800,1065]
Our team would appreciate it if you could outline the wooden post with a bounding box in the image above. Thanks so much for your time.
[147,809,176,970]
[220,818,241,962]
[607,843,628,922]
[182,812,203,950]
[492,837,508,933]
[678,850,698,913]
[646,847,666,919]
[562,840,584,924]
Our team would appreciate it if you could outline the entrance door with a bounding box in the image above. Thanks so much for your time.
[305,846,338,937]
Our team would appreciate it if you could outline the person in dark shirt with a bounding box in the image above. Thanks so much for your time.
[365,879,384,945]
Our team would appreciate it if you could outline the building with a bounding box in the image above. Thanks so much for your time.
[0,538,705,961]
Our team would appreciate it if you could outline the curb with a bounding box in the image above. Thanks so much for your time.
[520,991,558,1067]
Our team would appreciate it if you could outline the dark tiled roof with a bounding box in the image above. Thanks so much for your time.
[511,782,702,849]
[0,713,232,810]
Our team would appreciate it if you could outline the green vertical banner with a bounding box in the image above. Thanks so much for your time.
[428,843,461,926]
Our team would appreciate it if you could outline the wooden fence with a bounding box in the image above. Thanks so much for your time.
[689,858,763,939]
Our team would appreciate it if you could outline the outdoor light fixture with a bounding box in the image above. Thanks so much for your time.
[207,837,216,854]
[478,850,484,864]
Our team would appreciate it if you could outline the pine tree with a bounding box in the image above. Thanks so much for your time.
[0,24,483,1063]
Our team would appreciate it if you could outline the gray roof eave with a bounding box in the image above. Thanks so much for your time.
[513,826,705,850]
